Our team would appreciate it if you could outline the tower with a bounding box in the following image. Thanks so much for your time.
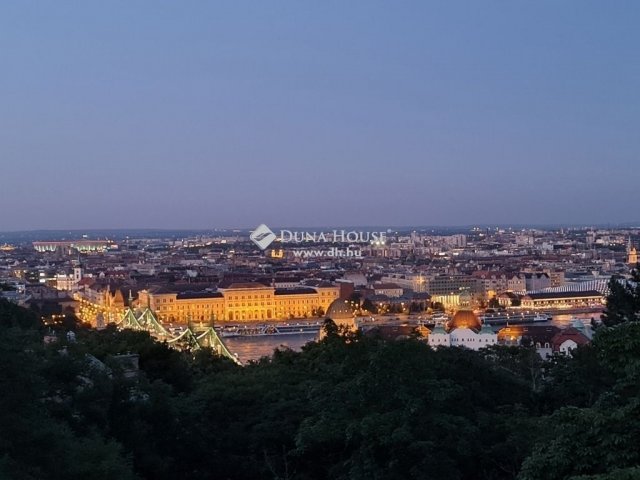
[627,237,638,265]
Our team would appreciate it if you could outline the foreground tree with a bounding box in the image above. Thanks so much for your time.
[601,270,640,326]
[521,322,640,480]
[4,288,640,479]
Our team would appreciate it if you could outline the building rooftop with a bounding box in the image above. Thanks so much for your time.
[524,290,602,300]
[176,291,224,300]
[274,287,318,295]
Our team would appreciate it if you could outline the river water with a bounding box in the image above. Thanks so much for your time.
[550,312,601,327]
[224,333,319,363]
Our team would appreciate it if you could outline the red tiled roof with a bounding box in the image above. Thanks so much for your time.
[551,327,590,351]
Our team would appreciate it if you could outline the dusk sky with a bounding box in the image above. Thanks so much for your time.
[1,1,638,231]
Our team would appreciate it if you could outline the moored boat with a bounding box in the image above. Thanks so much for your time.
[479,311,551,325]
[218,322,323,338]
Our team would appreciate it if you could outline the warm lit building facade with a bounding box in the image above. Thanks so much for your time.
[55,267,84,291]
[431,292,472,310]
[74,284,127,325]
[137,282,340,323]
[520,290,604,309]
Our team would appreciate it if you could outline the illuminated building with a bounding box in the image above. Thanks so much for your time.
[33,240,115,253]
[427,310,497,350]
[270,248,284,258]
[430,291,473,310]
[628,238,638,265]
[137,282,340,323]
[74,284,127,325]
[519,290,604,309]
[54,267,84,291]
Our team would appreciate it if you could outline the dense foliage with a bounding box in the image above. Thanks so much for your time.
[602,270,640,326]
[1,276,640,479]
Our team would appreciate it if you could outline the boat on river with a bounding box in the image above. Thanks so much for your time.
[218,322,323,338]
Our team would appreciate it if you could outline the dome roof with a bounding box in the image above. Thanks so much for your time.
[326,299,354,320]
[449,310,481,330]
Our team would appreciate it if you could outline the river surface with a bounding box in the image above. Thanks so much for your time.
[223,333,319,363]
[224,312,604,363]
[551,312,600,327]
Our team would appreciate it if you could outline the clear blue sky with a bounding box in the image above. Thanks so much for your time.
[1,1,638,230]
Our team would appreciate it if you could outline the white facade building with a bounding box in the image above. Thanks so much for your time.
[428,310,497,351]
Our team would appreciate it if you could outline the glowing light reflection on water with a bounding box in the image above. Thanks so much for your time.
[224,333,319,363]
[551,312,601,327]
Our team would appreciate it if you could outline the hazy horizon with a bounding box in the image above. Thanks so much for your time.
[1,2,639,230]
[2,221,640,237]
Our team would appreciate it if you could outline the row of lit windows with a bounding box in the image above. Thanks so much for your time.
[522,300,602,307]
[157,305,223,311]
[155,300,333,310]
[229,302,272,307]
[430,338,496,344]
[228,294,272,300]
[450,337,496,343]
[158,308,327,322]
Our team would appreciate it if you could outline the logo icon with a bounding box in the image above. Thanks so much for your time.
[250,224,277,250]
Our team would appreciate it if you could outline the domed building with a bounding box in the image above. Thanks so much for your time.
[326,299,354,321]
[449,310,482,330]
[321,299,357,338]
[428,310,497,350]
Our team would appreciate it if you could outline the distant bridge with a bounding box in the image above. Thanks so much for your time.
[117,307,242,365]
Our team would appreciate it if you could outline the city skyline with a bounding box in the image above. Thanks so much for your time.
[2,2,639,230]
[2,3,640,479]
